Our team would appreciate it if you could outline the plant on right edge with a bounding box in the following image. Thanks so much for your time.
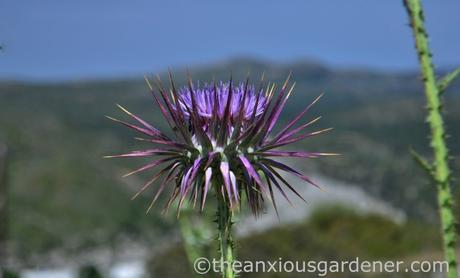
[403,0,459,277]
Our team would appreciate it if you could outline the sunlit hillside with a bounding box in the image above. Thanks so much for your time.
[1,58,459,264]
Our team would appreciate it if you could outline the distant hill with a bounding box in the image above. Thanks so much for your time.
[0,58,459,261]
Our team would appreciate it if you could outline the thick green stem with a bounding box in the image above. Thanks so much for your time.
[404,0,458,277]
[216,194,235,278]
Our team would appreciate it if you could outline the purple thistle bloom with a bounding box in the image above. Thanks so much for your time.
[178,82,267,121]
[107,74,334,216]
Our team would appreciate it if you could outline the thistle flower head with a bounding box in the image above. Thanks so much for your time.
[107,74,333,216]
[178,82,267,121]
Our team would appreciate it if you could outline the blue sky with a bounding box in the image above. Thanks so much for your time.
[1,0,459,81]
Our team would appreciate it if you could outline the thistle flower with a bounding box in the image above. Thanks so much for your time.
[106,74,333,216]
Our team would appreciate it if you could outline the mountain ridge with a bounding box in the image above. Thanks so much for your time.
[0,58,459,259]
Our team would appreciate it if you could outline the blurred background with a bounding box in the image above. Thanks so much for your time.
[1,0,460,277]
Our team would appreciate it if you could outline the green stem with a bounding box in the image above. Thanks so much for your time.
[216,192,235,278]
[404,0,458,277]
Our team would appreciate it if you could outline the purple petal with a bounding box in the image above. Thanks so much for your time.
[123,156,179,177]
[131,162,175,200]
[204,152,217,169]
[186,157,204,192]
[257,162,292,205]
[146,162,181,212]
[220,161,233,204]
[180,166,193,196]
[201,167,213,211]
[105,148,180,159]
[275,116,321,143]
[257,151,328,158]
[261,78,292,141]
[262,128,333,151]
[217,79,234,146]
[261,158,320,188]
[230,170,239,204]
[168,72,187,123]
[151,88,191,144]
[153,81,193,144]
[116,104,164,136]
[137,138,195,151]
[270,94,323,143]
[106,116,162,138]
[238,155,270,195]
[263,163,308,202]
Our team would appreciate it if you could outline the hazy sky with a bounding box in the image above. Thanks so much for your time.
[1,0,459,81]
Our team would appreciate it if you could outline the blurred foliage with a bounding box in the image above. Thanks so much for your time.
[1,269,20,278]
[0,58,459,262]
[78,265,104,278]
[149,206,440,277]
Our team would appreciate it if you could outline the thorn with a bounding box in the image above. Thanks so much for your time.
[310,127,334,135]
[155,74,162,83]
[104,115,118,121]
[286,82,296,98]
[144,75,153,91]
[317,185,327,193]
[318,152,341,156]
[281,72,292,91]
[105,115,123,124]
[122,170,138,178]
[116,104,132,116]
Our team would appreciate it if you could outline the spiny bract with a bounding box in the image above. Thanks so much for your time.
[106,74,333,216]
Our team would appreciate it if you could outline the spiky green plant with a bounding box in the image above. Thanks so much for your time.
[403,0,459,277]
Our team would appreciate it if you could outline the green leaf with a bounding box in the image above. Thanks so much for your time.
[409,148,435,180]
[438,68,460,94]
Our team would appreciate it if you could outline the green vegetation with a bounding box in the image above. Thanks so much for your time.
[78,265,104,278]
[149,206,441,277]
[403,0,459,275]
[0,59,459,262]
